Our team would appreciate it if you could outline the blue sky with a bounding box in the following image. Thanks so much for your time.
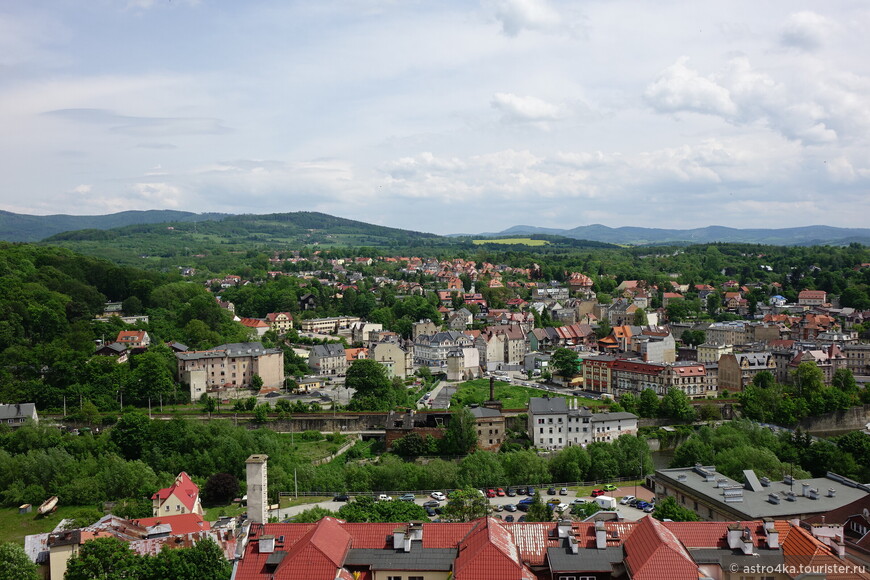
[1,1,868,234]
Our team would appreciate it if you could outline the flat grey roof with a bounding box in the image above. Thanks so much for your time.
[344,547,455,570]
[529,397,568,415]
[546,545,622,572]
[590,412,637,423]
[656,466,870,519]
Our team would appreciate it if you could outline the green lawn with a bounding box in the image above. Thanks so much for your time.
[0,506,84,545]
[451,379,605,410]
[472,238,549,246]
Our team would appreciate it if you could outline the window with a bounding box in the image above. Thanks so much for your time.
[387,576,403,580]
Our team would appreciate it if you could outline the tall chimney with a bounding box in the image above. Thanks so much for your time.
[489,376,495,401]
[246,454,269,524]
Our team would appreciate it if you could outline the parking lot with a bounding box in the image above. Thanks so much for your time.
[274,484,656,522]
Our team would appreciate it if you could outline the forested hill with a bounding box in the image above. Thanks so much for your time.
[0,209,222,242]
[42,211,442,246]
[477,224,870,246]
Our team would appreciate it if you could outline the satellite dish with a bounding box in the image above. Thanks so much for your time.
[863,508,870,520]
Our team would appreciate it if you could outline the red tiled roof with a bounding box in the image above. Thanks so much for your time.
[116,330,145,342]
[274,517,352,580]
[623,516,698,580]
[454,518,535,580]
[132,513,209,535]
[239,317,269,328]
[150,472,199,512]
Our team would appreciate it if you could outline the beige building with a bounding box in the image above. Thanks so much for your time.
[265,312,294,334]
[469,405,505,451]
[718,352,776,392]
[370,342,413,379]
[308,343,348,376]
[176,342,284,389]
[697,342,733,364]
[300,316,361,334]
[151,472,203,517]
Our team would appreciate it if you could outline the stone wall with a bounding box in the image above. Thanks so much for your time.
[798,404,870,433]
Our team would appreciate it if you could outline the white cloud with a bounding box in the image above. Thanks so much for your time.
[71,184,92,195]
[644,57,737,117]
[780,11,833,52]
[644,56,867,145]
[484,0,566,36]
[491,92,565,126]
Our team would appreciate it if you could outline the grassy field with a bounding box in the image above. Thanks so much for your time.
[472,238,549,246]
[451,379,606,410]
[0,505,86,545]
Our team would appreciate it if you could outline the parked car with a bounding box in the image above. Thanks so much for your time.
[494,504,504,512]
[636,501,650,510]
[399,493,415,502]
[628,498,639,507]
[423,500,440,508]
[571,498,586,505]
[590,489,605,497]
[505,515,515,522]
[620,495,635,505]
[496,488,506,496]
[425,507,436,516]
[518,515,526,522]
[506,488,517,497]
[556,503,569,512]
[377,494,392,501]
[430,491,446,501]
[559,487,568,496]
[643,504,655,513]
[514,486,525,495]
[603,484,617,492]
[526,488,536,496]
[547,487,557,495]
[333,494,350,502]
[504,504,517,512]
[486,489,497,498]
[547,498,561,505]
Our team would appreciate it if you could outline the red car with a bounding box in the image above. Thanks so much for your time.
[496,488,506,496]
[590,489,605,497]
[486,489,497,498]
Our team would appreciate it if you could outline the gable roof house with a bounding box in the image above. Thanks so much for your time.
[115,330,151,349]
[0,403,38,427]
[151,472,203,517]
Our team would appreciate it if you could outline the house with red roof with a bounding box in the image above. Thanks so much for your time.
[240,317,270,337]
[115,330,151,349]
[264,312,293,334]
[151,472,203,517]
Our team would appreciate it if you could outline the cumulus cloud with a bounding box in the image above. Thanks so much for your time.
[780,11,833,52]
[644,56,858,145]
[491,93,565,127]
[484,0,566,36]
[643,57,737,117]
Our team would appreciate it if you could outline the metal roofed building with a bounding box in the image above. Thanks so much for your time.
[654,464,870,522]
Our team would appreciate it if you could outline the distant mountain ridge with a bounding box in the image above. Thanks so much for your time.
[474,224,870,246]
[0,208,867,246]
[0,209,223,242]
